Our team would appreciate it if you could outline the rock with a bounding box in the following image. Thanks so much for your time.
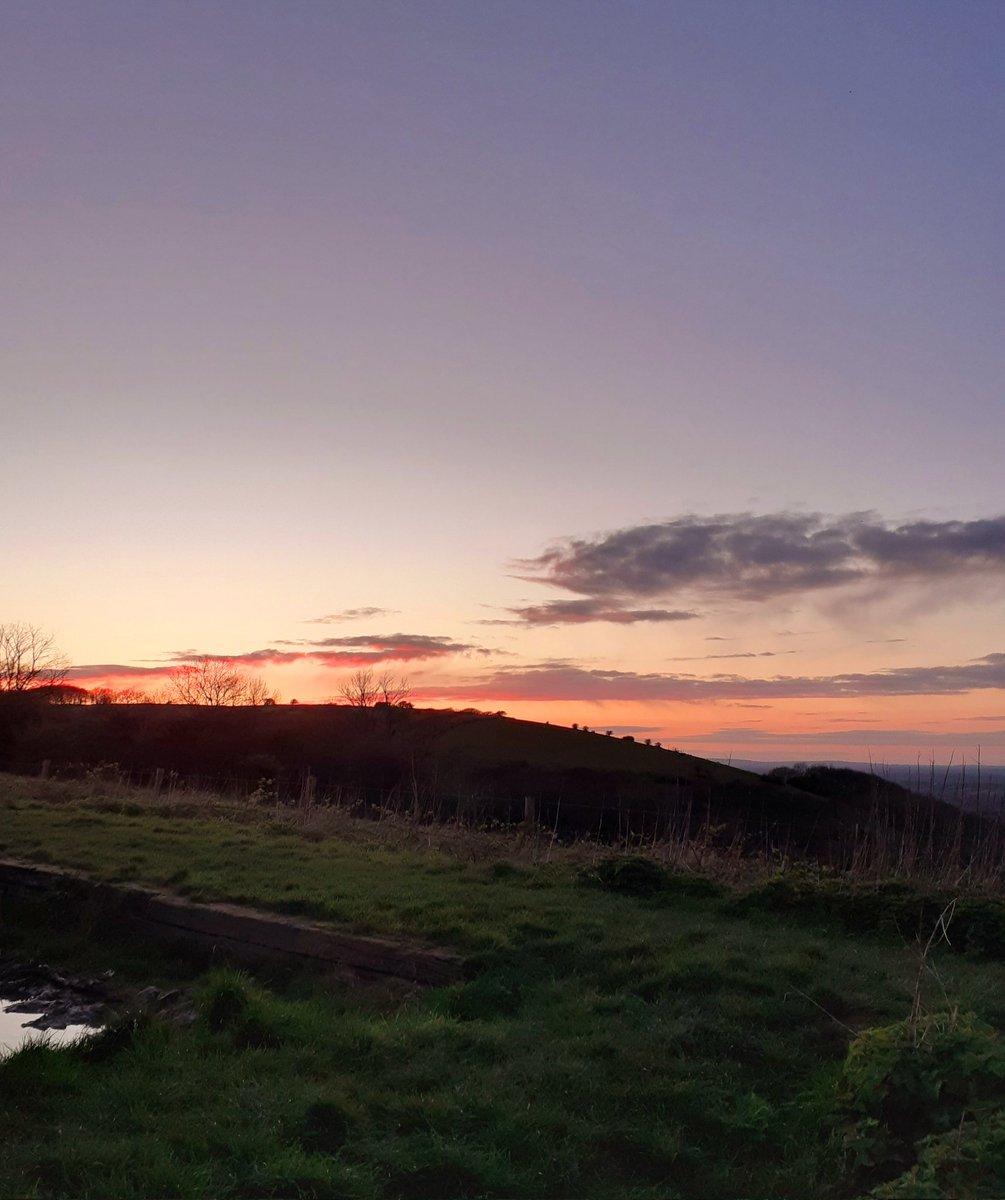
[0,954,115,1037]
[26,1004,103,1030]
[4,1001,46,1014]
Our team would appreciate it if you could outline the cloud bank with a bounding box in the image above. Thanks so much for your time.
[69,633,488,682]
[419,653,1005,703]
[519,512,1005,602]
[67,663,173,680]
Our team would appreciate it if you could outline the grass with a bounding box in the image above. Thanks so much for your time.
[3,773,1005,1198]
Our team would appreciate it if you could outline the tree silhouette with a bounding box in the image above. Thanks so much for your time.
[166,656,276,706]
[376,672,411,707]
[339,668,379,707]
[0,623,69,692]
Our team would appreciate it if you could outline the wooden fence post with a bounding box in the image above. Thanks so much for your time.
[300,769,316,817]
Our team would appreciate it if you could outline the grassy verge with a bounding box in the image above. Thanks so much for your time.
[3,774,1005,1198]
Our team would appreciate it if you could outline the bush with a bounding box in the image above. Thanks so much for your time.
[869,1110,1005,1198]
[954,899,1005,960]
[734,871,1005,963]
[578,856,669,898]
[834,1011,1005,1196]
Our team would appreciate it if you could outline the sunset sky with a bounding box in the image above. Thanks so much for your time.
[5,1,1004,763]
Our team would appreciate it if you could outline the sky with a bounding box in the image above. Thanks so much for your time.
[4,0,1004,763]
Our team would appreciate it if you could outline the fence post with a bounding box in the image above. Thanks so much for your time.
[153,767,165,796]
[523,795,536,825]
[39,760,50,781]
[300,769,316,818]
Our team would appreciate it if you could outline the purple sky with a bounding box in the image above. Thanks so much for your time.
[4,1,1004,761]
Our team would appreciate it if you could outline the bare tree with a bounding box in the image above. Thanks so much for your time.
[167,656,277,706]
[376,672,412,707]
[0,623,69,692]
[91,686,149,704]
[242,674,280,706]
[339,668,379,707]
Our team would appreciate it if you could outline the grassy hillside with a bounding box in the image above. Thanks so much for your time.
[1,700,996,868]
[3,775,1005,1198]
[428,711,749,783]
[0,699,814,835]
[0,699,754,786]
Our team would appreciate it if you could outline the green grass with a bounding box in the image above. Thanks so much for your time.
[3,774,1005,1198]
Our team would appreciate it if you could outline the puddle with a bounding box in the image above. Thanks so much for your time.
[0,952,111,1058]
[0,1001,97,1056]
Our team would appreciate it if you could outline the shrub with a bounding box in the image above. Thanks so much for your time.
[954,899,1005,960]
[578,855,669,898]
[869,1110,1005,1199]
[834,1011,1005,1196]
[733,870,1005,961]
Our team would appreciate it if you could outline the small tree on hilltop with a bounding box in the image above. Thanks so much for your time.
[242,674,280,706]
[376,671,411,707]
[167,656,276,706]
[339,668,379,707]
[0,623,69,692]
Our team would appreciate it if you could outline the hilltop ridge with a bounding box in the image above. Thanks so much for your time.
[0,698,995,862]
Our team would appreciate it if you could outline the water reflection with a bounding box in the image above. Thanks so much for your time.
[0,1000,97,1056]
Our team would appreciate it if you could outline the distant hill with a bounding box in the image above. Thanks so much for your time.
[726,757,1005,811]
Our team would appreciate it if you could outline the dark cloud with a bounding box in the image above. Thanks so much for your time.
[488,599,699,626]
[159,634,492,672]
[418,653,1005,703]
[200,649,305,665]
[70,634,488,682]
[519,512,1005,603]
[304,608,398,623]
[67,663,173,680]
[284,633,490,656]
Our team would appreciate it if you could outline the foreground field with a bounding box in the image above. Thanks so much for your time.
[2,774,1005,1199]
